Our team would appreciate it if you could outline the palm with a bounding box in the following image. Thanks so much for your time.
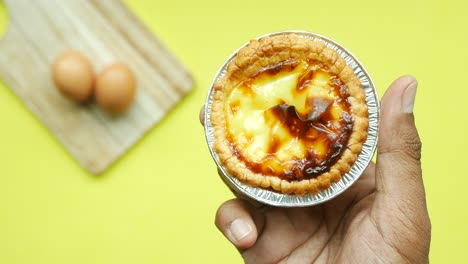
[241,163,425,264]
[240,164,376,263]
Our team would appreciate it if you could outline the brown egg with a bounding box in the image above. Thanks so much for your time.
[95,63,136,114]
[52,50,94,102]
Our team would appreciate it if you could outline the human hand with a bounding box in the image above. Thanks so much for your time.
[201,76,431,263]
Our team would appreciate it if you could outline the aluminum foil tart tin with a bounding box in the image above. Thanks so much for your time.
[204,31,379,207]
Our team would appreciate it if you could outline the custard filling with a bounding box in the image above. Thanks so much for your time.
[224,59,353,181]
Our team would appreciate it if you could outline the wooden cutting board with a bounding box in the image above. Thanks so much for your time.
[0,0,194,174]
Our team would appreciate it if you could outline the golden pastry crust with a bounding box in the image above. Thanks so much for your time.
[211,34,368,195]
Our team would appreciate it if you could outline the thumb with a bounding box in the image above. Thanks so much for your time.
[375,76,425,204]
[373,76,431,262]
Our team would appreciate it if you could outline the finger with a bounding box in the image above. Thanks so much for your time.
[375,76,425,203]
[215,198,265,250]
[199,105,205,126]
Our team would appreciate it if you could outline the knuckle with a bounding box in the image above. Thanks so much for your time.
[401,129,422,161]
[378,117,422,162]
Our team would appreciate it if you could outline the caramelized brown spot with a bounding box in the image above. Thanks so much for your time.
[253,59,298,77]
[267,136,282,155]
[297,67,315,92]
[229,100,240,116]
[237,83,254,96]
[306,97,333,121]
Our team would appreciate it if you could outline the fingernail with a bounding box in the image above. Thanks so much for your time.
[402,80,418,113]
[229,219,251,242]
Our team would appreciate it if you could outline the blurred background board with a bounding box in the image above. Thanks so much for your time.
[0,0,193,174]
[0,0,467,263]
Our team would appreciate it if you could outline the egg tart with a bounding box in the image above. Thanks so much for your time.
[210,34,368,195]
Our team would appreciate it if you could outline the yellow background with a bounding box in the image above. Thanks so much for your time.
[0,0,466,263]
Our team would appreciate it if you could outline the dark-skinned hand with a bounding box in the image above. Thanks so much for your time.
[200,76,431,264]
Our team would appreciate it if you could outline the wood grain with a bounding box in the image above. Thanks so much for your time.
[0,0,193,174]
